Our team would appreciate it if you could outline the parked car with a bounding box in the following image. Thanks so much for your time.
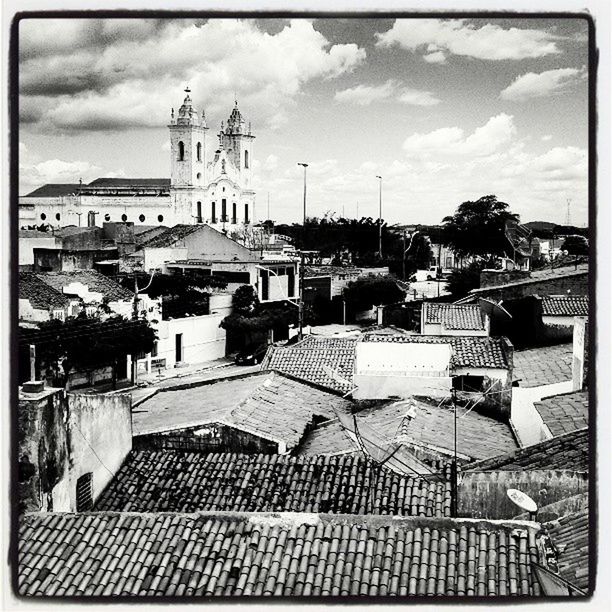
[234,344,269,366]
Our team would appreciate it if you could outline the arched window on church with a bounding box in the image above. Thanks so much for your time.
[178,141,185,161]
[244,150,249,169]
[196,142,202,162]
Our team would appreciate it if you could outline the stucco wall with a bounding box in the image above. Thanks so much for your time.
[353,373,453,400]
[458,470,588,520]
[144,246,188,271]
[19,236,58,265]
[155,313,226,368]
[18,388,131,513]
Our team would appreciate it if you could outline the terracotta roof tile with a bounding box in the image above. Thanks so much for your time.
[19,272,72,310]
[541,295,589,317]
[423,304,486,331]
[133,372,350,449]
[96,451,451,518]
[545,511,589,590]
[534,391,588,437]
[18,513,545,596]
[298,399,518,463]
[462,427,589,472]
[513,344,573,388]
[34,270,134,302]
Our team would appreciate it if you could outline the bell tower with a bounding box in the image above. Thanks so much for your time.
[169,88,208,223]
[219,99,255,190]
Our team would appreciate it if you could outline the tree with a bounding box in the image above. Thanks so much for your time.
[441,195,519,262]
[561,235,588,256]
[343,275,406,311]
[19,315,157,389]
[445,262,488,299]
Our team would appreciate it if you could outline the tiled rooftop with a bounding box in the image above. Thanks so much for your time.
[462,428,589,472]
[545,511,589,590]
[534,391,589,438]
[18,512,544,596]
[95,451,451,517]
[265,335,509,394]
[23,183,82,198]
[513,343,573,387]
[139,224,201,249]
[361,334,509,369]
[133,372,351,449]
[423,303,486,331]
[35,270,134,302]
[18,272,72,310]
[541,295,589,317]
[298,399,518,464]
[263,337,358,393]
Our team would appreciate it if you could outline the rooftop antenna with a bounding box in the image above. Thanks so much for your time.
[565,198,572,226]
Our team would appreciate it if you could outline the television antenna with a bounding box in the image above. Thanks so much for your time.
[565,198,572,226]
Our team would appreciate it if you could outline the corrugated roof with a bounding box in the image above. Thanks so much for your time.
[545,511,589,590]
[462,428,589,472]
[541,295,589,317]
[423,303,486,331]
[22,184,81,198]
[133,372,351,449]
[35,270,134,303]
[534,391,588,437]
[19,272,72,310]
[18,512,544,596]
[95,450,450,517]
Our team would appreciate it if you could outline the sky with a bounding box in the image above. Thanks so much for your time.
[18,16,590,226]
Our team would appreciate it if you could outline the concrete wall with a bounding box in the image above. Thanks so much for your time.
[183,225,253,261]
[153,313,226,369]
[510,381,573,447]
[209,293,233,318]
[471,272,588,302]
[33,248,119,272]
[67,393,132,508]
[19,235,57,265]
[353,373,453,400]
[18,387,132,513]
[480,269,531,288]
[144,246,188,271]
[573,317,588,391]
[458,470,588,520]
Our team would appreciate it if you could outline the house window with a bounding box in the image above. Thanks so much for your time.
[261,270,269,301]
[196,142,202,162]
[76,473,93,512]
[55,213,61,221]
[211,202,216,223]
[221,199,227,222]
[104,214,111,222]
[244,203,249,224]
[40,213,46,221]
[151,342,158,358]
[158,215,164,223]
[121,214,128,222]
[52,310,65,321]
[232,202,237,224]
[244,150,249,169]
[196,172,202,182]
[178,141,185,161]
[139,214,145,222]
[288,268,295,297]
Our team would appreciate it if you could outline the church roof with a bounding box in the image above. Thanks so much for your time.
[23,184,81,198]
[88,178,170,188]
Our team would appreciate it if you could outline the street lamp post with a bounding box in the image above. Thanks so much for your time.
[298,163,308,339]
[376,175,383,259]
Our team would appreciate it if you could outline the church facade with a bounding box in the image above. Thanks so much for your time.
[19,89,256,231]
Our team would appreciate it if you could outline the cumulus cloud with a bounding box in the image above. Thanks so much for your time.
[19,19,366,132]
[335,79,440,106]
[403,113,516,158]
[376,19,561,61]
[500,67,587,101]
[19,159,102,194]
[334,80,397,105]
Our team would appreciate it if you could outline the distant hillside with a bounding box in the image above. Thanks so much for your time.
[523,221,557,232]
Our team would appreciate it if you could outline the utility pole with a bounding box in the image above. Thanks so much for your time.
[376,176,383,258]
[267,191,270,221]
[451,387,458,518]
[298,163,308,340]
[402,230,406,281]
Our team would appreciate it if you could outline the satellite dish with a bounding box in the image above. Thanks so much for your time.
[507,488,538,514]
[478,298,512,323]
